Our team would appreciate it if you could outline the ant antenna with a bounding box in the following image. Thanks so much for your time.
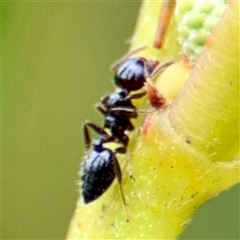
[150,60,173,79]
[154,0,176,49]
[110,45,147,71]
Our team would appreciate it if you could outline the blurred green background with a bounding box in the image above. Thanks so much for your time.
[2,2,239,239]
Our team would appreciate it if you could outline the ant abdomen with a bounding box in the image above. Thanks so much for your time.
[81,144,116,204]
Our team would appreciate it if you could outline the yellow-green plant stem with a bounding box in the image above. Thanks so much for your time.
[66,1,239,239]
[169,3,239,162]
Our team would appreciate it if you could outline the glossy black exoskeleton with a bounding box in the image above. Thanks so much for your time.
[96,89,143,148]
[81,123,124,204]
[114,57,158,92]
[94,57,159,147]
[81,48,162,209]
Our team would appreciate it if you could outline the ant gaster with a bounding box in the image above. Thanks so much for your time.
[82,122,125,204]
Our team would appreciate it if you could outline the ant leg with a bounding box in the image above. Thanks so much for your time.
[112,107,153,115]
[95,104,107,116]
[126,91,146,100]
[100,95,109,107]
[83,122,92,150]
[115,146,127,154]
[154,0,176,48]
[109,107,137,118]
[83,121,111,150]
[84,121,108,136]
[110,45,147,71]
[113,154,130,222]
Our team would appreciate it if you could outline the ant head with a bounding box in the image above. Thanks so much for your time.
[114,58,159,92]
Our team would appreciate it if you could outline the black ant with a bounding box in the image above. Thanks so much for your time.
[81,47,172,213]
